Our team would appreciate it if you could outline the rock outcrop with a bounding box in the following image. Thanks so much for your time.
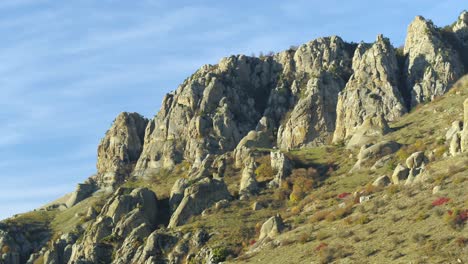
[68,187,159,263]
[95,112,148,189]
[276,72,345,148]
[372,175,391,187]
[258,215,285,241]
[404,16,464,107]
[42,233,77,264]
[276,37,352,149]
[405,151,427,169]
[462,98,468,152]
[351,141,400,172]
[134,56,280,173]
[269,151,292,187]
[454,11,468,51]
[239,159,259,199]
[0,223,50,264]
[233,129,272,168]
[65,183,96,208]
[390,151,428,185]
[333,35,406,143]
[446,120,463,143]
[169,178,189,212]
[134,37,354,174]
[346,113,391,148]
[168,178,231,228]
[391,164,410,184]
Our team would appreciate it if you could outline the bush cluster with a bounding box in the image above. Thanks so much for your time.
[445,209,468,230]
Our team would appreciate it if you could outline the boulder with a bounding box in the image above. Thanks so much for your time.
[214,200,229,210]
[258,215,284,241]
[371,155,393,171]
[252,202,264,211]
[391,164,409,184]
[346,114,391,148]
[351,141,400,171]
[405,151,426,169]
[168,178,231,228]
[360,141,401,161]
[405,168,422,185]
[372,175,391,187]
[188,154,215,180]
[234,130,272,168]
[449,133,461,156]
[359,195,371,203]
[445,120,463,143]
[104,188,159,227]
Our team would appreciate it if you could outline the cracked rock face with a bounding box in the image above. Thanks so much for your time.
[168,177,231,228]
[277,71,345,148]
[333,35,406,143]
[134,37,354,173]
[404,16,464,107]
[95,112,148,189]
[67,188,159,264]
[134,56,280,173]
[275,36,352,149]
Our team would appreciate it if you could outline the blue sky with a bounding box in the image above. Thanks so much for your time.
[0,0,465,220]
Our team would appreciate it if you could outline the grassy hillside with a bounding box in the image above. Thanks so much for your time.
[1,77,467,264]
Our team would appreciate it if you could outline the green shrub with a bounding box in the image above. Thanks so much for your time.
[255,156,274,182]
[212,246,229,262]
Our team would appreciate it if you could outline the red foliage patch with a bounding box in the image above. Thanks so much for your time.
[432,197,450,206]
[337,192,351,199]
[315,242,328,251]
[457,210,468,223]
[250,240,256,246]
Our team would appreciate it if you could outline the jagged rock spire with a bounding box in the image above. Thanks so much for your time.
[404,15,464,107]
[95,112,148,189]
[333,34,406,144]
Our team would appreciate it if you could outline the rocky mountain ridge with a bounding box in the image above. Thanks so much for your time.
[1,11,468,264]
